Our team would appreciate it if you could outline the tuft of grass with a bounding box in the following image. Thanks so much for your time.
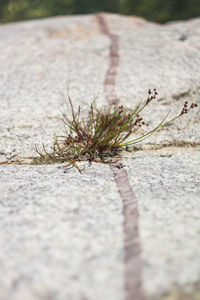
[35,89,198,172]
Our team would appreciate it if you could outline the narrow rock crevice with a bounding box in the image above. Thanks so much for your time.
[1,142,199,166]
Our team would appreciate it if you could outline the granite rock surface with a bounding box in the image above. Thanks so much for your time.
[0,13,200,161]
[0,13,200,300]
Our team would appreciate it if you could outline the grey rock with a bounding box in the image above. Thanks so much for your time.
[0,13,200,300]
[0,163,125,300]
[0,14,200,161]
[0,148,200,299]
[124,147,200,298]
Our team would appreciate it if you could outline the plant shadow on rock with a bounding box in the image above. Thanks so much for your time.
[35,89,198,173]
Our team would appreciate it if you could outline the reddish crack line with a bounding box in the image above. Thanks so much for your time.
[96,14,119,105]
[96,13,145,300]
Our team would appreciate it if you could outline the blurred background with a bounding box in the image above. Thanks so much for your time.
[0,0,200,24]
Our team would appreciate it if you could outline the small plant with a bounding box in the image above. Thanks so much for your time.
[35,89,198,172]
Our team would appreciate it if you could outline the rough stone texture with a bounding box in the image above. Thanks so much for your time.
[0,148,200,300]
[0,13,200,161]
[123,147,200,298]
[0,15,106,162]
[0,163,125,300]
[0,13,200,300]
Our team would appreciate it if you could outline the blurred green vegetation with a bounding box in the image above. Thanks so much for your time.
[0,0,200,23]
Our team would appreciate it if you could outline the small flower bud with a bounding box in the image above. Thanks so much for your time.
[190,103,194,109]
